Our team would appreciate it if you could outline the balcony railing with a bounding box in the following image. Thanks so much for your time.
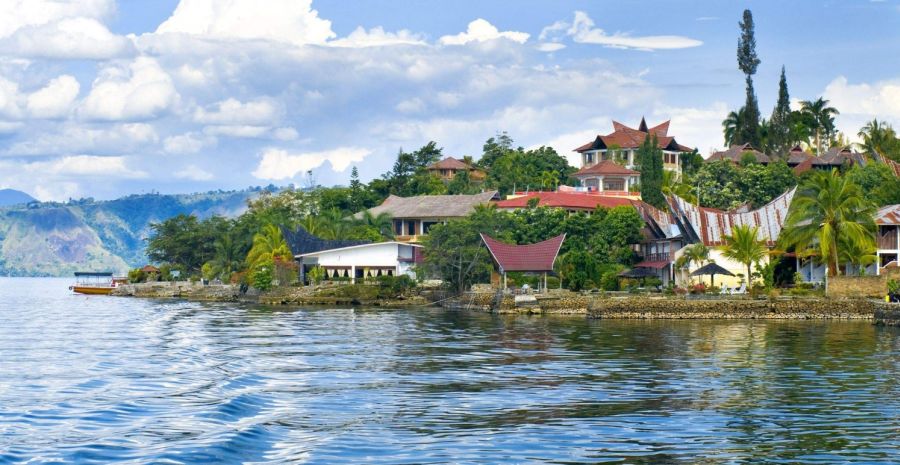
[639,252,674,262]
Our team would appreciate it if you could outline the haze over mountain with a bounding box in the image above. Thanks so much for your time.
[0,189,258,277]
[0,190,36,207]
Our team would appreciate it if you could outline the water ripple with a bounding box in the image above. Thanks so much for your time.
[1,278,900,463]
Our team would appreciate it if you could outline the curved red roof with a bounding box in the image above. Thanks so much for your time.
[480,233,565,272]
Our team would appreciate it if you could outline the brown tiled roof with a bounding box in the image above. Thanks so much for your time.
[574,119,691,152]
[495,192,635,211]
[481,233,565,272]
[706,143,770,164]
[353,191,498,220]
[573,160,640,177]
[427,157,471,171]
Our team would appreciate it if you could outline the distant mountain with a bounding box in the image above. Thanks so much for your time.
[0,189,258,277]
[0,189,35,207]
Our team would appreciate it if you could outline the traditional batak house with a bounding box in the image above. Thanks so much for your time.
[706,143,770,165]
[481,233,566,291]
[573,118,693,180]
[354,191,498,242]
[493,190,636,213]
[786,145,868,175]
[425,157,486,182]
[875,204,900,275]
[668,189,797,286]
[631,201,684,287]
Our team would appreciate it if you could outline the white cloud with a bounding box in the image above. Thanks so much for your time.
[27,75,80,119]
[272,127,299,141]
[193,98,280,125]
[252,147,371,180]
[0,77,22,118]
[41,155,147,178]
[823,76,900,120]
[156,0,335,46]
[439,19,529,45]
[3,17,133,59]
[557,11,702,51]
[396,98,426,113]
[0,0,113,38]
[163,132,216,154]
[203,125,269,138]
[0,154,146,200]
[537,43,566,52]
[174,164,214,181]
[7,123,158,156]
[80,57,179,121]
[329,26,425,48]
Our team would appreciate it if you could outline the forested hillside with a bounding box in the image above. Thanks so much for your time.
[0,189,256,276]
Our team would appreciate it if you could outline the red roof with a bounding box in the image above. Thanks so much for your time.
[481,233,566,272]
[876,204,900,225]
[494,191,635,211]
[573,160,639,177]
[635,260,669,269]
[574,119,692,152]
[141,265,160,273]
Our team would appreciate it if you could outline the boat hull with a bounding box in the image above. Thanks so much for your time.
[70,286,114,295]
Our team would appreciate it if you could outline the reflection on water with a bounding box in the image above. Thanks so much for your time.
[1,278,899,464]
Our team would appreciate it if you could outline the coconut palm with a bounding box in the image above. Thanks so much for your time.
[800,98,839,155]
[719,224,767,285]
[662,170,696,204]
[539,171,559,191]
[209,233,244,279]
[780,169,876,277]
[722,108,745,146]
[857,119,898,157]
[245,224,292,269]
[358,211,394,240]
[838,236,877,276]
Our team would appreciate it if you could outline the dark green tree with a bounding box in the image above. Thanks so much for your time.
[637,135,665,208]
[736,9,761,147]
[147,214,227,274]
[769,66,792,155]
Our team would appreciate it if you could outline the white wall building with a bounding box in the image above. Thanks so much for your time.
[296,242,422,283]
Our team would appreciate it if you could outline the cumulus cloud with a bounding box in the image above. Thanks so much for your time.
[0,0,113,37]
[163,132,216,154]
[824,76,900,120]
[155,0,335,46]
[252,147,372,180]
[653,102,729,155]
[330,26,426,48]
[174,164,214,181]
[3,17,133,59]
[27,75,80,119]
[439,19,529,45]
[7,123,158,157]
[546,11,702,51]
[0,77,22,118]
[80,57,179,121]
[193,97,280,125]
[0,154,146,200]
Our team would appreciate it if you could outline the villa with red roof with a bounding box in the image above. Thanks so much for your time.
[573,118,694,188]
[426,157,486,182]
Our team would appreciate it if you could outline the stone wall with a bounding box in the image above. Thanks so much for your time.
[827,275,885,299]
[874,303,900,326]
[112,282,240,301]
[589,297,876,320]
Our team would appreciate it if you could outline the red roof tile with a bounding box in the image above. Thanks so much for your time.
[494,192,636,211]
[573,160,639,177]
[635,260,669,269]
[876,205,900,225]
[481,233,565,272]
[574,119,691,152]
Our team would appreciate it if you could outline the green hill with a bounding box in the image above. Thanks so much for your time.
[0,189,257,277]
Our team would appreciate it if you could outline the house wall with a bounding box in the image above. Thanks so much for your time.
[305,243,419,281]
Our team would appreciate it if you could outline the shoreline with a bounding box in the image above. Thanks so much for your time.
[110,282,900,323]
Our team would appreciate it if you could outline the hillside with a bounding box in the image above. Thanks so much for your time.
[0,189,35,207]
[0,189,257,277]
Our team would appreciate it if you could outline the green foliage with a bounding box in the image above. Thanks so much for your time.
[128,268,146,283]
[375,274,416,298]
[769,66,793,154]
[719,224,768,285]
[307,265,325,285]
[846,163,900,207]
[888,279,900,297]
[679,150,704,177]
[858,119,900,162]
[637,135,665,208]
[736,9,761,147]
[245,224,292,270]
[201,262,215,281]
[251,258,274,291]
[780,169,876,277]
[800,98,840,154]
[446,170,480,195]
[147,214,229,275]
[694,160,796,210]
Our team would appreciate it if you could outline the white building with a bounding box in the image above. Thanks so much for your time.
[296,242,422,283]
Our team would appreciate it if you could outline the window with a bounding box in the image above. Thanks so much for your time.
[585,152,594,164]
[423,221,438,234]
[394,220,403,235]
[603,178,625,191]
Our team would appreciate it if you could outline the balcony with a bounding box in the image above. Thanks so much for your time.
[639,252,674,263]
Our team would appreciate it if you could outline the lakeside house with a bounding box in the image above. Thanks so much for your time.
[481,233,566,291]
[295,242,423,284]
[876,204,900,274]
[706,143,770,165]
[426,157,486,182]
[574,118,693,177]
[353,191,498,242]
[631,201,684,287]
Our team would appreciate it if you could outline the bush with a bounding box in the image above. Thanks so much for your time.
[307,266,325,286]
[600,271,620,291]
[251,259,274,291]
[375,274,416,299]
[128,268,146,283]
[689,283,707,294]
[546,276,560,289]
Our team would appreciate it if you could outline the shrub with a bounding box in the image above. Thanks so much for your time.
[307,266,325,286]
[689,283,707,294]
[600,271,620,291]
[251,259,274,291]
[546,276,560,289]
[128,268,146,283]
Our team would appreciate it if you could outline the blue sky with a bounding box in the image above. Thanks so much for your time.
[0,0,898,200]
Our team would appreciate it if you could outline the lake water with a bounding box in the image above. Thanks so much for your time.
[1,278,900,464]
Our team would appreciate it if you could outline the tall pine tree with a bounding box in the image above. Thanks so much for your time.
[769,66,791,156]
[638,135,665,209]
[736,9,761,147]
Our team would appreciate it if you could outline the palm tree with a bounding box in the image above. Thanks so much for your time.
[210,233,243,280]
[358,211,394,240]
[676,243,710,283]
[539,171,558,191]
[662,170,696,203]
[780,169,876,277]
[857,118,897,156]
[800,98,839,155]
[838,236,877,276]
[245,224,292,269]
[722,108,745,146]
[719,224,767,285]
